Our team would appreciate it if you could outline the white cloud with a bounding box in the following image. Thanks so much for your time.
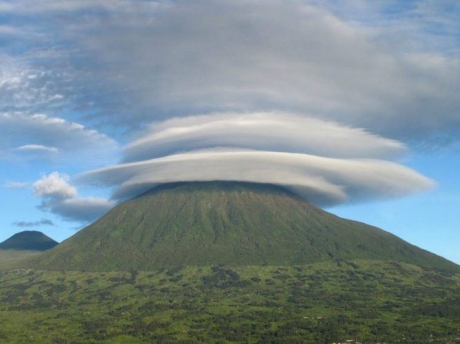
[79,113,432,207]
[124,112,406,163]
[33,172,77,200]
[33,172,114,223]
[78,111,435,207]
[81,149,434,207]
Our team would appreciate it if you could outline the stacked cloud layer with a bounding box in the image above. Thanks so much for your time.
[81,112,434,207]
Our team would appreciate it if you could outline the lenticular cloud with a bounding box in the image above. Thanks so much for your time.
[123,113,405,162]
[80,112,434,207]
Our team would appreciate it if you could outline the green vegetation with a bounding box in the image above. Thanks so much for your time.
[23,182,458,271]
[0,231,58,251]
[0,250,42,269]
[0,260,459,343]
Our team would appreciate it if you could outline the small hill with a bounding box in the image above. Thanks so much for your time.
[0,230,58,251]
[26,182,458,271]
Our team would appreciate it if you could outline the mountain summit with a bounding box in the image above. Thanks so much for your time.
[28,182,458,271]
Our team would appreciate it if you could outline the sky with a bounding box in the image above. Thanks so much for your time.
[1,0,459,263]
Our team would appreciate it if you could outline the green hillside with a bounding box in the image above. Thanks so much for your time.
[0,231,58,251]
[26,182,458,271]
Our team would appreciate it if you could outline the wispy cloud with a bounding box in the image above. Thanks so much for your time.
[15,144,59,153]
[0,112,118,165]
[4,181,29,189]
[13,218,54,227]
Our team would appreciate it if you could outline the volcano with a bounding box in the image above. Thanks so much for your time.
[28,182,458,271]
[0,230,58,251]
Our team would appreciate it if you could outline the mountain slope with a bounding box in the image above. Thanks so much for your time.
[27,182,458,271]
[0,230,58,251]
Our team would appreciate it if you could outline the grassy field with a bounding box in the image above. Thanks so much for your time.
[1,260,460,343]
[0,250,42,269]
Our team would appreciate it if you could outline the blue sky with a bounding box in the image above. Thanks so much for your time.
[1,0,459,264]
